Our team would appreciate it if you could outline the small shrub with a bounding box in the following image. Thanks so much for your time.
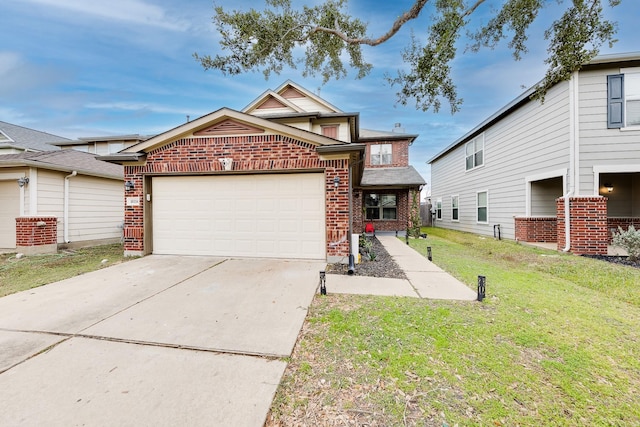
[612,225,640,262]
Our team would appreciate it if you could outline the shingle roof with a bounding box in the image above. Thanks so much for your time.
[0,121,70,152]
[360,166,426,187]
[359,128,418,142]
[0,150,123,180]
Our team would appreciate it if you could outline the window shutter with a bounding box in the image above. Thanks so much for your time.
[607,74,624,128]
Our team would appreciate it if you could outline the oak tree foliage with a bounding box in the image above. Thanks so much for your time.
[194,0,621,113]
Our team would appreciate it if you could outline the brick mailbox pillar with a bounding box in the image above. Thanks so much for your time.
[556,197,608,255]
[15,217,58,255]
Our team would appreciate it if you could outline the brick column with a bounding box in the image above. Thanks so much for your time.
[15,216,58,255]
[556,197,608,255]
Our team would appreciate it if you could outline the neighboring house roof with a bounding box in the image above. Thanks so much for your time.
[359,128,418,144]
[0,150,123,180]
[110,108,362,159]
[51,134,153,147]
[360,166,426,187]
[0,121,69,152]
[428,51,640,164]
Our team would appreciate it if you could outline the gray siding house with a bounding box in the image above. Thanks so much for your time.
[428,52,640,255]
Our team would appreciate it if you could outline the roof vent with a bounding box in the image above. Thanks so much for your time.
[392,123,405,133]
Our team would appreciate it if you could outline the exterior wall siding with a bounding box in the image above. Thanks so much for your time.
[431,82,571,240]
[36,170,65,242]
[577,68,640,195]
[68,176,124,242]
[123,134,351,260]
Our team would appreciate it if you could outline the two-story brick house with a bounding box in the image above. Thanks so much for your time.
[100,81,425,262]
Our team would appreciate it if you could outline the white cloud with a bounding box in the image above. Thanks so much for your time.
[85,101,208,117]
[18,0,190,31]
[0,52,22,77]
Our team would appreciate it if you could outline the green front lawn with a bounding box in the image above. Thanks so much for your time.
[0,244,129,298]
[268,227,640,426]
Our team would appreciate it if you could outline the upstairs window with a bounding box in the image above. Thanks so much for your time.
[465,135,484,170]
[365,193,397,220]
[608,71,640,128]
[371,144,392,165]
[321,125,338,139]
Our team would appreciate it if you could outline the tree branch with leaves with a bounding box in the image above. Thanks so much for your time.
[194,0,621,113]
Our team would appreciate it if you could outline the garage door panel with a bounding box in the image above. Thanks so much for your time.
[152,174,325,259]
[0,182,20,248]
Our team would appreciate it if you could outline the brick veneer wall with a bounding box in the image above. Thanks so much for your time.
[514,217,557,243]
[607,217,640,242]
[363,140,409,168]
[556,197,608,255]
[15,217,58,254]
[124,134,351,259]
[353,190,411,232]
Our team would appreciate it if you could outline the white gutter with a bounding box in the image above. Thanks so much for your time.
[64,171,77,243]
[563,71,580,252]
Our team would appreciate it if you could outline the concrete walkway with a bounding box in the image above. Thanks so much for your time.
[326,235,478,301]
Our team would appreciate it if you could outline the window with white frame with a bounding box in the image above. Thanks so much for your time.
[451,195,459,221]
[435,198,442,220]
[465,134,484,170]
[608,70,640,128]
[370,144,392,165]
[365,193,397,220]
[477,191,488,223]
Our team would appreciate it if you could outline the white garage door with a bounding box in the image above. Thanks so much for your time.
[0,181,20,248]
[152,173,326,259]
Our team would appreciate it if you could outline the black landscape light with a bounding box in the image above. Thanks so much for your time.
[427,246,432,261]
[319,270,326,295]
[477,275,486,302]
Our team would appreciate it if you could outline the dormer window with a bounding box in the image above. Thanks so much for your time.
[371,144,392,165]
[321,125,338,139]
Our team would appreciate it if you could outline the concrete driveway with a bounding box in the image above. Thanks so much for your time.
[0,255,325,426]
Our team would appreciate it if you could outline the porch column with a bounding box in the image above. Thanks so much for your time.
[556,196,608,255]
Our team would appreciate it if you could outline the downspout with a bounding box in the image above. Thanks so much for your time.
[563,71,580,252]
[64,171,77,243]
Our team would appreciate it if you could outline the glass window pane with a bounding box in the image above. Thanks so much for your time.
[627,100,640,126]
[381,195,396,207]
[452,209,458,220]
[478,207,487,222]
[475,151,483,166]
[383,208,397,219]
[365,194,379,207]
[466,156,473,170]
[478,192,487,206]
[466,141,474,155]
[366,208,380,220]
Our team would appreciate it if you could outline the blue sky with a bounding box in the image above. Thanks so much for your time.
[2,0,639,191]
